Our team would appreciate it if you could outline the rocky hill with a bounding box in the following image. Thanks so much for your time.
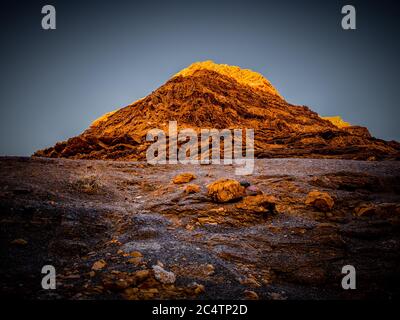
[34,61,400,161]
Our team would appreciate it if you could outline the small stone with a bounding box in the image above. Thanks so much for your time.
[245,185,262,196]
[173,173,196,184]
[109,239,120,245]
[354,204,376,217]
[204,264,215,276]
[240,276,261,287]
[152,265,176,284]
[11,238,28,246]
[184,184,201,194]
[92,259,107,271]
[305,190,334,212]
[207,179,245,203]
[244,290,259,300]
[130,251,143,258]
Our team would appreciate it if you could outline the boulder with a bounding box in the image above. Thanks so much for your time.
[207,179,245,203]
[305,190,334,212]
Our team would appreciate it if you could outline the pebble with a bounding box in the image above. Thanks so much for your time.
[152,265,176,284]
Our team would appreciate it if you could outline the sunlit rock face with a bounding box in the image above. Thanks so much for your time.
[34,61,400,161]
[174,60,283,99]
[320,116,351,128]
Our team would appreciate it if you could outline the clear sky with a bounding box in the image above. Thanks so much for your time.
[1,0,399,155]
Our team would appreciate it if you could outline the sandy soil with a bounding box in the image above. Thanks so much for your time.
[0,157,399,299]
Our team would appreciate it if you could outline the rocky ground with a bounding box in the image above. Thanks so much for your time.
[0,157,399,300]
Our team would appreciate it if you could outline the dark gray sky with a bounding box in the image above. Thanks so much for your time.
[1,0,399,156]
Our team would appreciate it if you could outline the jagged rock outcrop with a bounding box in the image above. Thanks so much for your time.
[34,61,400,161]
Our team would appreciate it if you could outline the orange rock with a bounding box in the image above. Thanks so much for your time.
[130,251,143,257]
[354,204,377,217]
[173,173,196,184]
[240,276,261,287]
[305,190,334,212]
[11,238,28,246]
[207,179,245,203]
[244,290,259,300]
[92,259,107,271]
[321,116,351,128]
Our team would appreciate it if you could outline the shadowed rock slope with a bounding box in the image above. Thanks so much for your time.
[34,61,400,161]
